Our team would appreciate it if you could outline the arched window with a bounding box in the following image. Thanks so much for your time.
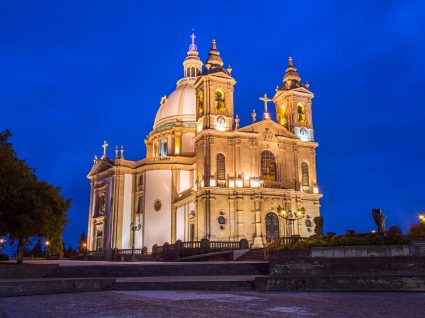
[301,162,309,186]
[261,150,276,181]
[217,153,225,180]
[159,138,168,156]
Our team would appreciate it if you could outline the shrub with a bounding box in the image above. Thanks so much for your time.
[0,254,9,261]
[272,232,410,251]
[408,222,425,237]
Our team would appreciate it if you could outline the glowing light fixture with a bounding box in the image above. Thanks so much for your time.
[210,177,216,187]
[228,179,235,188]
[236,179,243,188]
[313,186,319,194]
[250,178,261,188]
[419,213,425,223]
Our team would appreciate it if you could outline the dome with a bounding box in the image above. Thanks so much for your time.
[153,83,196,129]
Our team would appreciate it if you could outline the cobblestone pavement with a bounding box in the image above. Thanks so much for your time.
[1,290,425,318]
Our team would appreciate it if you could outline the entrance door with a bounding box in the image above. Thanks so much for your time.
[265,212,279,242]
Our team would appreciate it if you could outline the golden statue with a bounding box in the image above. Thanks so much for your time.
[197,90,204,117]
[297,103,307,125]
[278,104,287,126]
[215,89,225,114]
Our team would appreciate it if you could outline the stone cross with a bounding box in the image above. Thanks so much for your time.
[102,140,108,158]
[189,32,197,51]
[259,93,271,119]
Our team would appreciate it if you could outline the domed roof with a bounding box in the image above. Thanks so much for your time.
[153,83,196,129]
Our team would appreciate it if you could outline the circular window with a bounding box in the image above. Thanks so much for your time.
[154,199,162,211]
[305,219,312,228]
[218,216,226,225]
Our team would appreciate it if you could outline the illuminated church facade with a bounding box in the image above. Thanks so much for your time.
[86,34,322,251]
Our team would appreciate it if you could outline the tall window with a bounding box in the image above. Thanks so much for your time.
[301,162,309,186]
[217,153,225,180]
[159,138,168,156]
[261,150,277,181]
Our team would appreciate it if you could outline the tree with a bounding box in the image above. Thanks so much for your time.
[78,231,87,252]
[408,222,425,236]
[0,130,71,263]
[31,239,43,257]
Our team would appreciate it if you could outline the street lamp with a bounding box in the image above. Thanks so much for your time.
[276,205,306,237]
[0,237,5,250]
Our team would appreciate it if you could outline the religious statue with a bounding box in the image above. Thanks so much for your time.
[215,89,225,114]
[297,103,306,125]
[372,208,386,233]
[197,90,204,117]
[278,104,287,126]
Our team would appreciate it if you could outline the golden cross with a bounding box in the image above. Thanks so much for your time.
[259,93,272,119]
[102,140,108,158]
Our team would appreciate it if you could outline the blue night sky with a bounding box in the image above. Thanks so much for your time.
[1,1,424,248]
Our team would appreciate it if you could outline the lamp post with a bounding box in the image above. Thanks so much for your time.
[45,240,50,257]
[276,205,306,237]
[0,237,5,251]
[130,222,141,256]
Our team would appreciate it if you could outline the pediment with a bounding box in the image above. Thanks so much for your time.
[87,158,115,178]
[237,119,298,140]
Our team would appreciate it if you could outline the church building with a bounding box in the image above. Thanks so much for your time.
[86,34,322,251]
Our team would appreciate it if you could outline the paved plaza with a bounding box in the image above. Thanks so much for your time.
[1,290,424,317]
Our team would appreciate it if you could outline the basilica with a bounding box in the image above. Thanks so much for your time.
[86,34,322,251]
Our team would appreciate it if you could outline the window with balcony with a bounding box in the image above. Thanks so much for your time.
[261,150,276,181]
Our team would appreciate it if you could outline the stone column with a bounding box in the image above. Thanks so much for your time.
[252,193,264,247]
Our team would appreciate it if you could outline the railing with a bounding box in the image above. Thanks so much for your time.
[152,238,250,261]
[261,180,286,189]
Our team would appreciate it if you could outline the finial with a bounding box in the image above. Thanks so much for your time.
[288,56,293,66]
[305,81,310,89]
[114,145,119,159]
[235,114,240,129]
[211,39,217,50]
[259,93,272,119]
[120,145,125,159]
[189,32,197,51]
[93,155,98,166]
[252,109,257,123]
[226,65,232,74]
[101,140,109,158]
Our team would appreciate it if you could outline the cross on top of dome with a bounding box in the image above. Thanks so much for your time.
[189,32,197,51]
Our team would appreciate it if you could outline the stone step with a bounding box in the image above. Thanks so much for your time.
[237,249,265,261]
[255,273,425,292]
[113,276,257,291]
[0,277,115,297]
[45,262,269,278]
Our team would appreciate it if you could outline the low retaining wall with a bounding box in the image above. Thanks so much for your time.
[311,245,415,258]
[255,274,425,292]
[270,256,425,276]
[0,278,115,297]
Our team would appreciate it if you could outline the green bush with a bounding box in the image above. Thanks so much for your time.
[0,254,9,261]
[273,232,410,251]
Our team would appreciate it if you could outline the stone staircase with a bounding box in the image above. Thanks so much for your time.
[236,249,265,261]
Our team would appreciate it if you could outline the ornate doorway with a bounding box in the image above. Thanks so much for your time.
[265,212,279,242]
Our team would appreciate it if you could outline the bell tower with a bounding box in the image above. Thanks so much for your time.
[194,39,236,133]
[273,57,315,141]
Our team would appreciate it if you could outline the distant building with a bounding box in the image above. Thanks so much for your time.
[86,34,322,251]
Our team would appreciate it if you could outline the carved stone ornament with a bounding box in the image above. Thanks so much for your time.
[154,199,162,211]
